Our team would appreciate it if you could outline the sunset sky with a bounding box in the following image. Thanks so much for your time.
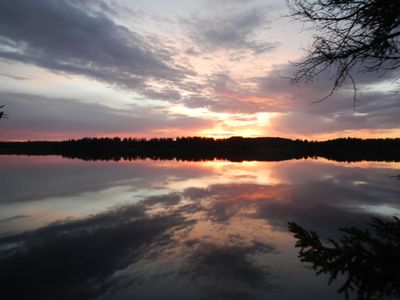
[0,0,399,141]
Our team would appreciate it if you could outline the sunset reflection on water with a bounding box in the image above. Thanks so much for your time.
[0,155,399,299]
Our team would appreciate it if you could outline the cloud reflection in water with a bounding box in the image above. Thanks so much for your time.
[0,157,399,299]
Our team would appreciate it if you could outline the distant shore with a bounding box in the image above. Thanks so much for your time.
[1,137,400,162]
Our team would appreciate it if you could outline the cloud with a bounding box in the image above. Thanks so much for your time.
[0,92,215,140]
[0,0,397,138]
[207,0,258,5]
[172,59,400,136]
[182,72,292,114]
[270,93,400,136]
[0,73,29,81]
[67,0,139,20]
[0,0,187,93]
[141,193,182,207]
[184,5,278,53]
[177,56,399,132]
[0,215,28,223]
[253,63,400,136]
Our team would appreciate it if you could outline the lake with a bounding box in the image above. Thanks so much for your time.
[0,155,399,300]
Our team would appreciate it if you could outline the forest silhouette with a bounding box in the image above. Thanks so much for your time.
[0,136,399,162]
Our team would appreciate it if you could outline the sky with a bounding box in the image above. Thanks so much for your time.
[0,0,398,141]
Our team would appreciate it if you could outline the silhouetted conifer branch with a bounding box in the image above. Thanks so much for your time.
[289,217,400,299]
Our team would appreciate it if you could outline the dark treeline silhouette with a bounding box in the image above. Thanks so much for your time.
[289,217,400,300]
[0,136,400,162]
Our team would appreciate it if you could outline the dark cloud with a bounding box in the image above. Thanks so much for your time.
[271,94,400,135]
[185,47,202,56]
[182,72,291,113]
[0,0,397,138]
[0,0,187,92]
[0,92,214,140]
[0,73,29,81]
[67,0,139,20]
[180,60,398,127]
[142,88,182,102]
[141,193,182,206]
[254,63,400,135]
[0,215,28,223]
[185,6,278,53]
[178,39,398,125]
[208,0,258,5]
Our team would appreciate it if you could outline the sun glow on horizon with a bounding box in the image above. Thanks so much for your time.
[197,112,276,138]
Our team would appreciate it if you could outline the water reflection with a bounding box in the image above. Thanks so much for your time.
[0,156,399,299]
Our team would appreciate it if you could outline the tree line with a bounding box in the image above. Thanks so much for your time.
[0,136,399,162]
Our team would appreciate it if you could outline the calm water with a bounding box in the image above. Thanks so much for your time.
[0,155,399,300]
